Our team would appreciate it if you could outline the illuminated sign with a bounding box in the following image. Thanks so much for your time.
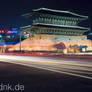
[0,30,18,34]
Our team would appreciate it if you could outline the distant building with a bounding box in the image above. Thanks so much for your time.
[9,8,92,53]
[0,28,20,53]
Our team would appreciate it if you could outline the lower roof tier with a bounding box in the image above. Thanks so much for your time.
[31,23,88,36]
[32,23,89,30]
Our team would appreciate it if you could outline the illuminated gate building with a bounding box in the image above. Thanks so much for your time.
[9,8,92,53]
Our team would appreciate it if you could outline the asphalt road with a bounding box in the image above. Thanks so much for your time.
[0,55,92,80]
[0,61,92,92]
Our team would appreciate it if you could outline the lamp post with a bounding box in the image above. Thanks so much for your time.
[19,31,22,52]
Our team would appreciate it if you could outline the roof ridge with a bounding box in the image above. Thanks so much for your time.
[33,8,88,18]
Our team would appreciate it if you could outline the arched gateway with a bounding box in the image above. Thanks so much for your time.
[54,42,67,54]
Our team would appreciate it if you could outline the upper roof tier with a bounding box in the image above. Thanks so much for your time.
[23,8,88,19]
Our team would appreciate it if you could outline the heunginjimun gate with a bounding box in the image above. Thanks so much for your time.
[9,8,92,54]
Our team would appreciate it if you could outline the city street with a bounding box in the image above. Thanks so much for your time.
[0,0,92,92]
[0,55,92,92]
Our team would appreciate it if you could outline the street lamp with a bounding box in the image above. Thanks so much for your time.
[19,31,33,52]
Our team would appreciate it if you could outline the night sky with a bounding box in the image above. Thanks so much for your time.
[0,0,92,30]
